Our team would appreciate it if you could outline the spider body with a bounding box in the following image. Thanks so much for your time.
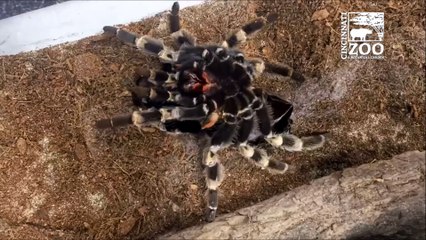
[96,2,326,222]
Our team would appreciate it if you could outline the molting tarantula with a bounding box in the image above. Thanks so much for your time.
[96,2,326,222]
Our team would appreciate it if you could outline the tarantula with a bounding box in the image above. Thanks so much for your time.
[96,2,326,222]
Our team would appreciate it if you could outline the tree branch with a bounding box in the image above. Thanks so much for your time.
[161,151,425,240]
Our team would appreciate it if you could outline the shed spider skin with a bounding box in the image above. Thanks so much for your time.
[96,2,325,222]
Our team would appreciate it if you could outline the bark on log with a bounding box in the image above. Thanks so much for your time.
[161,151,425,239]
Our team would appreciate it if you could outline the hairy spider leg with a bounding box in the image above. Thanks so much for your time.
[264,61,306,83]
[199,96,242,222]
[244,57,306,84]
[159,103,209,122]
[251,89,326,152]
[95,114,133,129]
[221,13,278,48]
[97,68,213,130]
[280,133,326,152]
[169,1,180,33]
[249,88,274,138]
[103,26,174,62]
[169,2,197,49]
[132,63,220,111]
[239,144,289,174]
[96,103,207,132]
[202,148,225,222]
[134,67,176,87]
[243,58,265,77]
[252,88,296,149]
[234,88,289,173]
[157,89,222,128]
[95,108,162,129]
[130,67,204,109]
[231,61,254,88]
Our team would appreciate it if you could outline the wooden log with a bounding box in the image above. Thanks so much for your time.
[161,151,425,239]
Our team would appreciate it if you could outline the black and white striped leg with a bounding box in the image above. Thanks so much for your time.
[231,62,254,88]
[133,67,177,91]
[235,91,289,174]
[255,130,326,153]
[213,91,286,173]
[130,66,209,109]
[159,103,210,122]
[200,98,244,219]
[249,88,294,150]
[103,26,174,62]
[202,148,225,222]
[130,91,214,125]
[205,97,239,147]
[171,29,197,48]
[169,1,180,33]
[129,86,173,105]
[175,57,205,74]
[208,96,240,147]
[129,68,181,107]
[221,13,278,48]
[280,133,326,152]
[95,108,163,129]
[251,88,274,139]
[250,88,325,151]
[239,87,272,140]
[239,143,289,174]
[169,2,196,48]
[246,58,266,77]
[264,61,305,83]
[95,104,210,132]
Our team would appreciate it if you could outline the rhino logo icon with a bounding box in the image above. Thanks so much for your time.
[350,28,373,41]
[340,12,385,60]
[348,12,384,42]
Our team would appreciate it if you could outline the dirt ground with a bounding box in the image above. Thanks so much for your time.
[0,0,424,239]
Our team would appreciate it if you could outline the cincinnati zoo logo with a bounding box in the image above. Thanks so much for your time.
[341,12,384,59]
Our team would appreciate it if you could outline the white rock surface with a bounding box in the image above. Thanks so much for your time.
[0,1,203,56]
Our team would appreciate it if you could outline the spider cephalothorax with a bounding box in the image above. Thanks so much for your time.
[96,2,326,222]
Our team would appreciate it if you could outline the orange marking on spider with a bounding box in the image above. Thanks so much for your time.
[191,82,204,92]
[202,71,211,83]
[201,112,220,129]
